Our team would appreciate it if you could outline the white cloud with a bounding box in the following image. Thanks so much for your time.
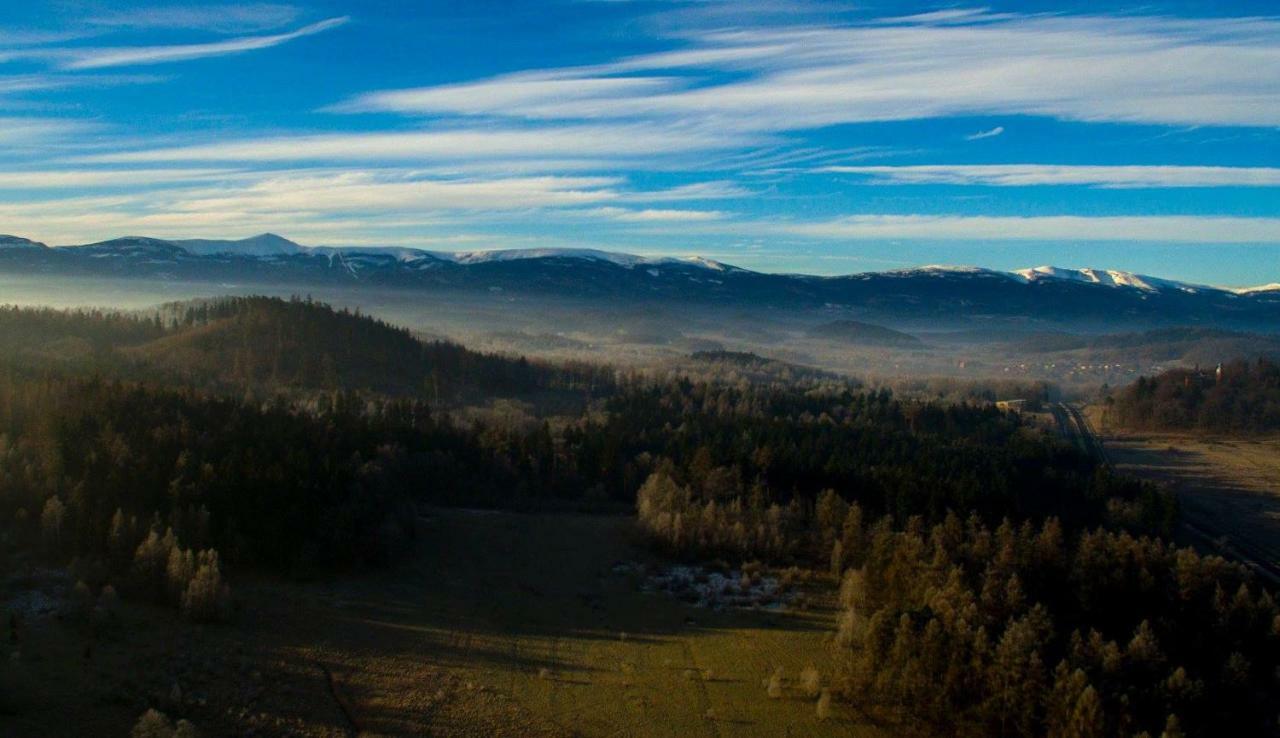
[336,11,1280,129]
[965,126,1004,141]
[0,168,235,188]
[780,214,1280,243]
[819,164,1280,188]
[164,172,624,214]
[335,72,675,117]
[86,4,302,33]
[586,206,726,221]
[622,180,753,201]
[0,117,96,144]
[0,164,744,247]
[62,16,347,69]
[82,123,755,164]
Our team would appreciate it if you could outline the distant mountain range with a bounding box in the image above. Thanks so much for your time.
[2,233,1278,330]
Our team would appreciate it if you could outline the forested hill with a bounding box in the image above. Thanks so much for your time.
[0,305,166,358]
[0,297,613,400]
[806,319,923,347]
[1110,358,1280,433]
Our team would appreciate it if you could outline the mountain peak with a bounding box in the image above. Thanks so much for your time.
[0,234,48,249]
[177,233,304,256]
[245,233,298,247]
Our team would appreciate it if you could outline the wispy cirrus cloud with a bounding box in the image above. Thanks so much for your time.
[779,214,1280,243]
[0,168,236,189]
[0,116,96,144]
[818,164,1280,188]
[61,16,347,70]
[163,172,625,214]
[81,123,756,164]
[337,11,1280,129]
[0,168,700,243]
[330,73,675,117]
[586,206,727,222]
[85,4,303,34]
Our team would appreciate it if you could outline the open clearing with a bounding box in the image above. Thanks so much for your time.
[3,509,877,737]
[1087,407,1280,580]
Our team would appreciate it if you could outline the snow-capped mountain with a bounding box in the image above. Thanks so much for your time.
[313,246,740,272]
[176,233,303,256]
[2,235,1278,329]
[1234,283,1280,295]
[1012,266,1204,293]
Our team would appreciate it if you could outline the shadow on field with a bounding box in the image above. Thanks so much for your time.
[221,507,841,736]
[1106,434,1280,573]
[318,508,826,639]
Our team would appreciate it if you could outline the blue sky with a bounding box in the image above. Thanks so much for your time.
[0,1,1278,284]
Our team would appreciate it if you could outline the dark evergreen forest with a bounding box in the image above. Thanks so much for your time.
[1,297,1274,737]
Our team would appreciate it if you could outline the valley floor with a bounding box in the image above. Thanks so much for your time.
[1088,409,1280,583]
[3,509,876,737]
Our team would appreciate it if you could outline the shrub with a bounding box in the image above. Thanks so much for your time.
[129,709,200,738]
[800,665,821,698]
[767,668,784,699]
[131,709,173,738]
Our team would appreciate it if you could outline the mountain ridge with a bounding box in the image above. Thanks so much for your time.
[4,234,1278,329]
[0,234,49,249]
[21,232,1271,292]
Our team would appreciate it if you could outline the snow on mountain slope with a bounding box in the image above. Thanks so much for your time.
[890,265,1015,278]
[1234,283,1280,294]
[1013,266,1204,293]
[425,248,740,271]
[178,233,303,256]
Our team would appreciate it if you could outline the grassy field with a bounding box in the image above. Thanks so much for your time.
[1086,405,1280,580]
[3,509,879,737]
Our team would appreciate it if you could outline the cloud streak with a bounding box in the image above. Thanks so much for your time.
[82,124,755,164]
[780,214,1280,243]
[335,11,1280,129]
[62,16,347,69]
[818,164,1280,188]
[86,4,303,34]
[164,172,624,214]
[586,206,726,222]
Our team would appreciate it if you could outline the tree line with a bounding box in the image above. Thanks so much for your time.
[1110,358,1280,433]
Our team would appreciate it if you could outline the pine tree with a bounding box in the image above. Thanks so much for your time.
[1160,714,1185,738]
[40,496,65,554]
